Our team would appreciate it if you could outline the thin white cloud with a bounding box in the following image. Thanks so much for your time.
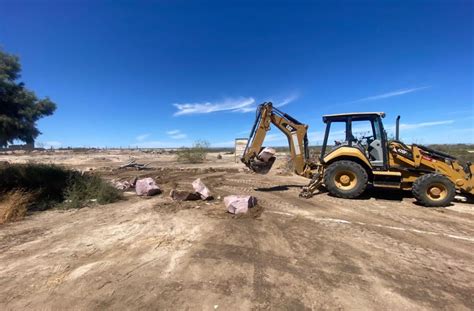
[173,97,255,116]
[173,93,299,116]
[239,106,257,113]
[170,133,187,139]
[275,93,299,108]
[166,129,187,139]
[384,119,454,132]
[136,133,150,142]
[399,120,454,130]
[347,86,430,104]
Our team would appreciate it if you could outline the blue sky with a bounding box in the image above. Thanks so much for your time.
[1,0,473,148]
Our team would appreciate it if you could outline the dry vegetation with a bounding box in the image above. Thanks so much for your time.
[429,144,474,163]
[0,163,122,219]
[176,140,210,163]
[0,190,35,224]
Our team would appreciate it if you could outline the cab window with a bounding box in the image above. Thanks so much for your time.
[327,121,347,146]
[351,119,375,144]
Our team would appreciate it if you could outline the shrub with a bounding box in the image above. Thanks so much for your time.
[0,190,35,224]
[63,174,122,209]
[0,163,122,211]
[176,140,210,163]
[0,164,73,210]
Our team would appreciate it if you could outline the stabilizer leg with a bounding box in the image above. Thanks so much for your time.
[300,172,323,198]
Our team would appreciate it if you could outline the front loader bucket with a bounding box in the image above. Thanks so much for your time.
[249,157,276,174]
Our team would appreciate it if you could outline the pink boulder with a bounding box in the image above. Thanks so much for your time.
[135,177,161,196]
[258,147,276,162]
[192,178,211,200]
[224,195,257,214]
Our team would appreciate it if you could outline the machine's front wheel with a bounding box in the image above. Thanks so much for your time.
[412,174,455,207]
[324,160,368,199]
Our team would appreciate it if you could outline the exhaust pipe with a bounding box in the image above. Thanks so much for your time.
[395,115,400,140]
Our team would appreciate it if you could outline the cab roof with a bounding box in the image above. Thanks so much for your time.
[322,112,385,122]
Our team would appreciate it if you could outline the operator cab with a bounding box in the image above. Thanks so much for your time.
[321,112,387,168]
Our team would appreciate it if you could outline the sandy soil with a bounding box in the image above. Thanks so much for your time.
[0,151,473,310]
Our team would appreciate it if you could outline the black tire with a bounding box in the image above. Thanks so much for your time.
[412,174,455,207]
[324,160,368,199]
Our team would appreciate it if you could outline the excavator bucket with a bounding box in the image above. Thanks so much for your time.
[249,157,276,174]
[248,147,277,174]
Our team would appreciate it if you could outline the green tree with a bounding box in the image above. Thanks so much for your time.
[0,48,56,147]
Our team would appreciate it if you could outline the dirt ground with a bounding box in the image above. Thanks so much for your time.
[1,150,473,310]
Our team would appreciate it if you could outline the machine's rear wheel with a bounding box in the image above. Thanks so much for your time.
[324,160,368,199]
[412,174,455,207]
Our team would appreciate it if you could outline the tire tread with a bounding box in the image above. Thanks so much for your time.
[323,160,368,199]
[412,173,455,207]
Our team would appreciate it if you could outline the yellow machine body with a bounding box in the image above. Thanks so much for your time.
[241,102,474,206]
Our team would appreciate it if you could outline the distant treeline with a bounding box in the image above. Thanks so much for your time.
[2,144,472,162]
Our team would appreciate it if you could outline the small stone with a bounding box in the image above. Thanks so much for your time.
[113,180,133,191]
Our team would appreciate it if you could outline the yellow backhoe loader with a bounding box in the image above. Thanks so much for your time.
[241,102,474,207]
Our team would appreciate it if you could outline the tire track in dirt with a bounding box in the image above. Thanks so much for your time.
[215,172,474,308]
[241,173,474,240]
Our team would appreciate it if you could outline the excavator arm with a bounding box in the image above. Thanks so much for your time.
[241,102,318,180]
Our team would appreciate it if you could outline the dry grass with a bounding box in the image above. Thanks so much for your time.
[0,190,36,224]
[0,163,122,211]
[176,140,210,163]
